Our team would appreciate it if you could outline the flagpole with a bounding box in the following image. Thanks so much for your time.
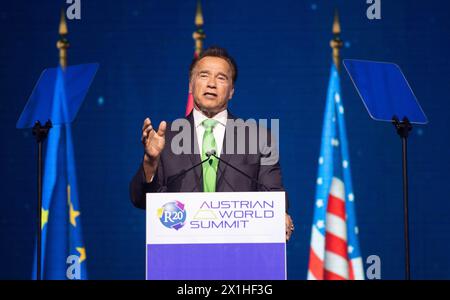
[193,0,205,57]
[34,9,69,281]
[186,0,206,116]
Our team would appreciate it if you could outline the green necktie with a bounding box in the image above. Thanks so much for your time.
[201,119,219,192]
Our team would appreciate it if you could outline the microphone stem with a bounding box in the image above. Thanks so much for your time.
[211,153,268,191]
[166,156,211,187]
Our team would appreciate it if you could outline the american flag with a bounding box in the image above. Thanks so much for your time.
[307,63,364,280]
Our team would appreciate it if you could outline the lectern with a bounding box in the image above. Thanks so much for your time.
[146,192,286,280]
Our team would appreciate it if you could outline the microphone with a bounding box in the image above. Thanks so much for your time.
[205,150,216,160]
[166,156,212,187]
[206,149,269,191]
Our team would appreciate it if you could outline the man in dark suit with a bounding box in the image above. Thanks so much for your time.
[130,46,294,240]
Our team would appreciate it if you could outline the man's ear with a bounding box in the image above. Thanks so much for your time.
[228,86,235,100]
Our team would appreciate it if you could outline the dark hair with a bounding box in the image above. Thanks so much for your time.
[189,46,238,84]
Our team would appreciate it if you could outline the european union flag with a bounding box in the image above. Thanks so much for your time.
[32,67,87,280]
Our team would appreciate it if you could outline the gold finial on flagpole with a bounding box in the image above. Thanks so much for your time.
[195,0,204,27]
[330,9,343,71]
[193,0,206,57]
[56,9,69,68]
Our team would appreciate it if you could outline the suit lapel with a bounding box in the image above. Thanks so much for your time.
[216,111,236,191]
[187,112,202,192]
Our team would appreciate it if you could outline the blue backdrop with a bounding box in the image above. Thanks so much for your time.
[1,0,449,279]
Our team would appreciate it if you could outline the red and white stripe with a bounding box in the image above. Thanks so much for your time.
[308,222,325,279]
[308,177,363,280]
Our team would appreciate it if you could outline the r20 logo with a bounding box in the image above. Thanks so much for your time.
[157,201,186,231]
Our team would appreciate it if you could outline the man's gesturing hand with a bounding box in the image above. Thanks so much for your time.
[285,213,294,242]
[141,118,167,182]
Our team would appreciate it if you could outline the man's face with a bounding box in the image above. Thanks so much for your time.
[189,56,235,116]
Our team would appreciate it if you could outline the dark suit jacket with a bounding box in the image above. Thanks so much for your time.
[129,111,288,210]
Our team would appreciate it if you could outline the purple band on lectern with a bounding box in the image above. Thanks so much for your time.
[147,243,285,280]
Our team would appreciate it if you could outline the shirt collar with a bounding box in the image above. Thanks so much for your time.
[193,108,228,128]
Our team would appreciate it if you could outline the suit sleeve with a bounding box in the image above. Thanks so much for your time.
[257,128,290,212]
[129,158,167,209]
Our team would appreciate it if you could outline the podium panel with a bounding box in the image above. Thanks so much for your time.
[146,192,286,280]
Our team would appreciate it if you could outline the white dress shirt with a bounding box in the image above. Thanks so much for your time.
[193,108,228,157]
